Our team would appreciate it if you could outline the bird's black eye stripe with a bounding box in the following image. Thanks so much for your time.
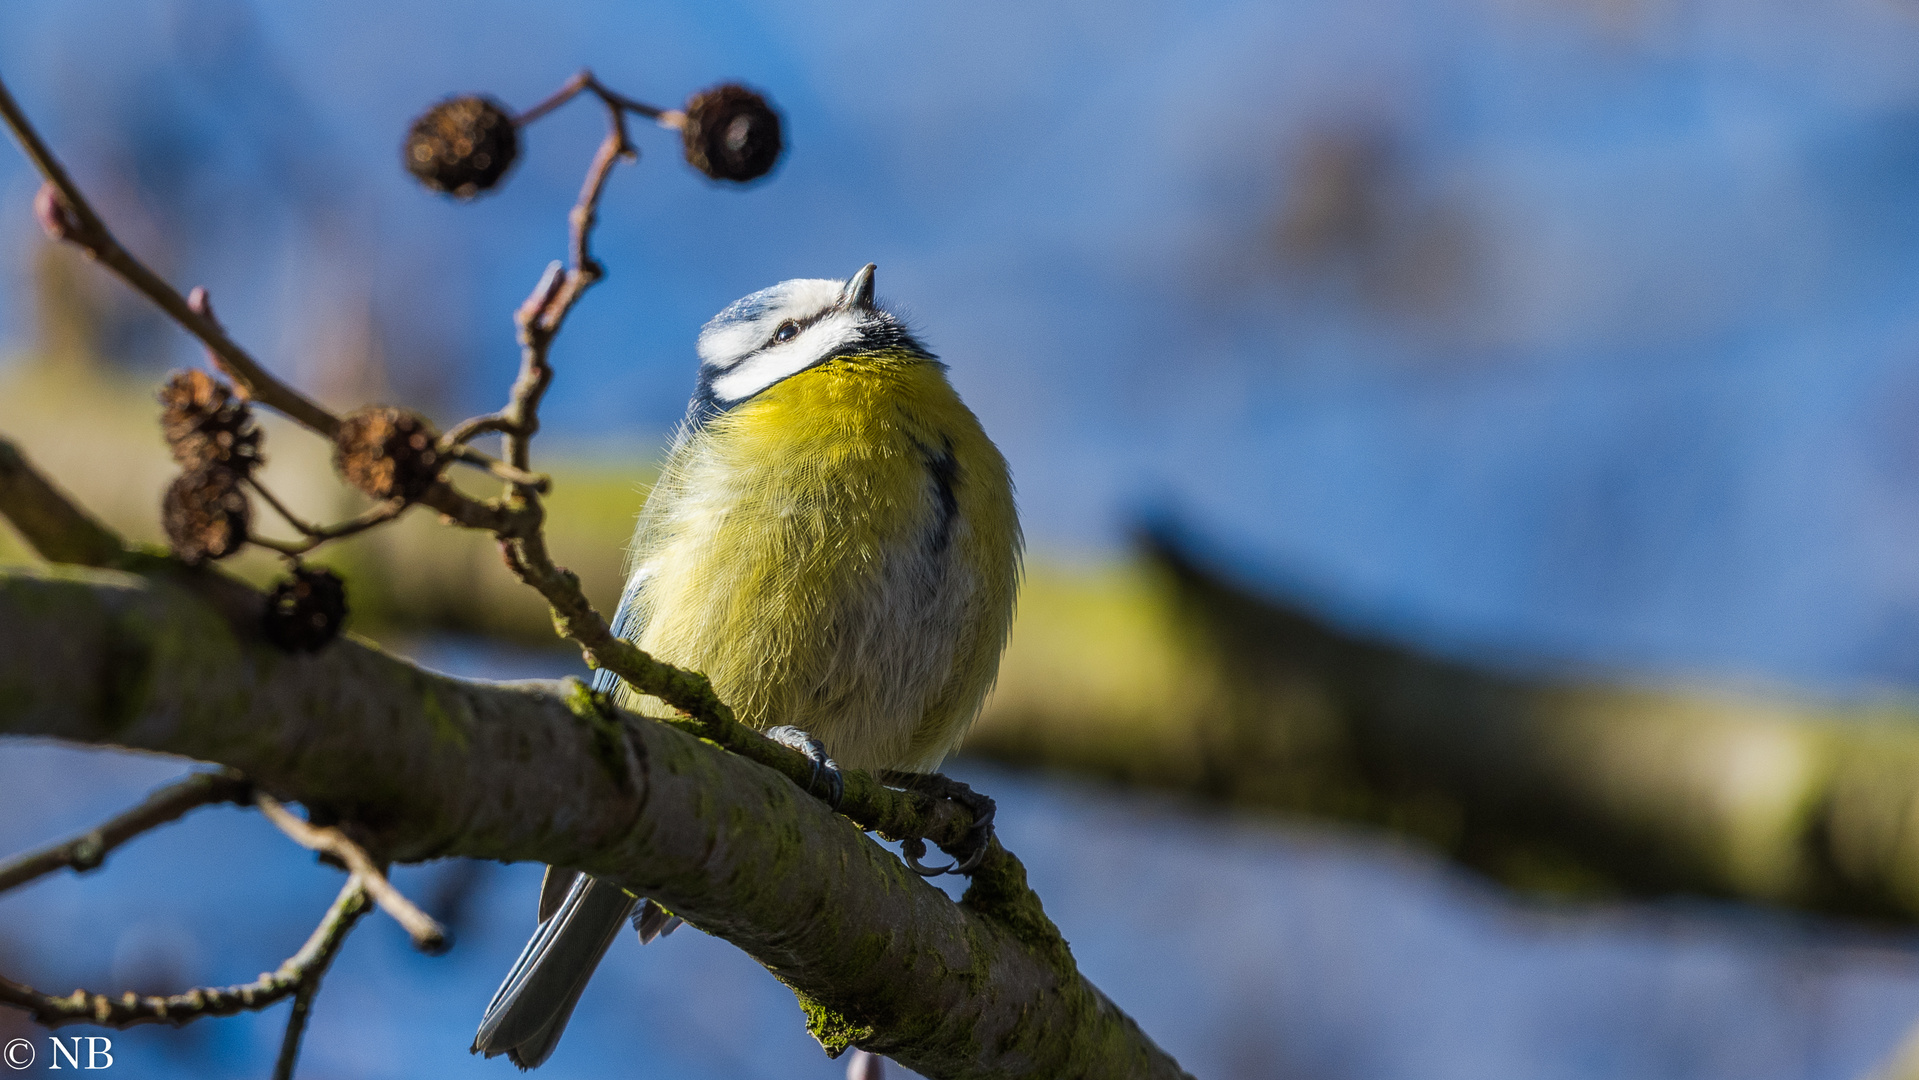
[767,308,839,348]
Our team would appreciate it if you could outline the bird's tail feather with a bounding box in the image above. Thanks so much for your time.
[472,873,637,1069]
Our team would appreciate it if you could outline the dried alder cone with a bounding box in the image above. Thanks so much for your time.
[162,466,250,563]
[404,96,520,197]
[333,406,444,502]
[681,84,783,183]
[263,567,348,652]
[157,369,258,562]
[160,369,262,475]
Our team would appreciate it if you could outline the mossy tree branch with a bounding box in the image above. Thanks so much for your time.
[972,533,1919,923]
[0,561,1188,1080]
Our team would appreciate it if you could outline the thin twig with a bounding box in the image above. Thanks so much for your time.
[244,478,409,553]
[513,70,592,126]
[0,876,369,1030]
[247,534,315,558]
[0,75,339,437]
[269,879,363,1080]
[246,478,321,536]
[497,81,633,477]
[255,794,448,954]
[316,499,408,538]
[514,68,676,127]
[438,413,513,449]
[416,483,522,533]
[0,771,251,894]
[446,444,550,491]
[310,502,408,537]
[273,979,323,1080]
[593,83,672,124]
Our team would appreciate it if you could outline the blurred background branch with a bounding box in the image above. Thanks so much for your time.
[974,534,1919,920]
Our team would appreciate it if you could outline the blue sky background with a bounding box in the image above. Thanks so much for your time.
[8,0,1919,694]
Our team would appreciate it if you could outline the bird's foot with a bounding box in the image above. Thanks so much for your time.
[765,725,845,809]
[878,771,996,876]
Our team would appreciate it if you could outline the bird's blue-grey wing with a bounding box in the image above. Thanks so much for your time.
[590,567,649,697]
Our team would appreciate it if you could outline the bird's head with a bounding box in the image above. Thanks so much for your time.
[692,264,928,414]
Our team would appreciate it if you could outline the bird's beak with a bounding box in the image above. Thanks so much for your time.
[841,263,877,311]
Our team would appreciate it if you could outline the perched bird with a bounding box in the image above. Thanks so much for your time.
[473,264,1022,1069]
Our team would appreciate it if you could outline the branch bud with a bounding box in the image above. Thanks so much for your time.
[32,181,85,244]
[681,84,783,183]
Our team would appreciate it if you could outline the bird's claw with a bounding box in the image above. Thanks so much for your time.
[900,836,952,876]
[765,725,845,809]
[880,771,996,877]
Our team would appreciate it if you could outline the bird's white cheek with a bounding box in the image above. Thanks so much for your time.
[696,322,763,366]
[707,321,859,404]
[708,349,816,404]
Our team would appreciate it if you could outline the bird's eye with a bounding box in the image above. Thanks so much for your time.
[773,320,800,343]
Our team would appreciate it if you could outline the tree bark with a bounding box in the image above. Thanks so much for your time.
[0,562,1188,1080]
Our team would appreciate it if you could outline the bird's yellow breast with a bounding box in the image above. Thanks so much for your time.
[616,350,1020,772]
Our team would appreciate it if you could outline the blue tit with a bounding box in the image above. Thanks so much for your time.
[473,264,1022,1069]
